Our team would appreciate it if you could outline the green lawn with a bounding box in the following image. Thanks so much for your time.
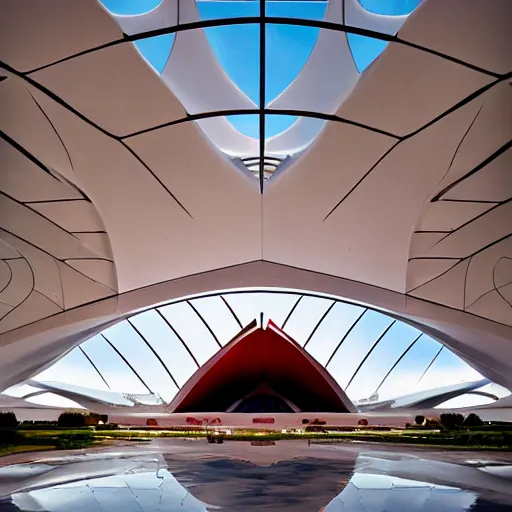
[0,445,56,456]
[2,427,511,456]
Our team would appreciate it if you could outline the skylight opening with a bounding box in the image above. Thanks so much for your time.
[133,34,175,73]
[202,24,260,105]
[359,0,422,16]
[347,34,388,73]
[266,1,328,21]
[226,114,259,139]
[196,1,259,21]
[99,0,162,15]
[266,24,321,105]
[265,114,298,138]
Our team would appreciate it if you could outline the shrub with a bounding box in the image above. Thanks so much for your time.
[0,429,21,444]
[440,413,464,429]
[463,413,484,427]
[95,423,118,431]
[414,415,425,426]
[58,412,86,428]
[85,413,101,426]
[425,416,441,428]
[54,433,94,450]
[0,412,18,429]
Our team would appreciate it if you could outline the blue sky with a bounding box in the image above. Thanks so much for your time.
[99,0,422,140]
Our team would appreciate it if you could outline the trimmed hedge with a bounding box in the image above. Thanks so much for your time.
[54,433,94,450]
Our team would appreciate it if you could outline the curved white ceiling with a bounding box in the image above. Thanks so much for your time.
[0,0,510,398]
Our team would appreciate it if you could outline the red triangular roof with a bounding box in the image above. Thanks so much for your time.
[169,319,355,413]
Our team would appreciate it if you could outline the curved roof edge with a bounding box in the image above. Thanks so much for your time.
[168,319,357,413]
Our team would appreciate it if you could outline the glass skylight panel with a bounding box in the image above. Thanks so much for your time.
[222,292,263,327]
[189,296,241,346]
[226,114,259,140]
[196,1,259,21]
[347,34,389,73]
[34,347,110,391]
[221,291,301,328]
[134,34,175,74]
[159,302,220,365]
[102,321,178,402]
[377,335,442,400]
[265,24,321,105]
[99,0,162,15]
[24,392,85,409]
[97,0,421,169]
[265,114,298,138]
[283,296,335,346]
[81,335,148,394]
[359,0,422,16]
[305,302,366,365]
[416,348,483,392]
[344,321,421,401]
[130,310,198,387]
[202,24,260,105]
[28,291,499,403]
[266,1,327,21]
[257,292,302,327]
[328,310,394,389]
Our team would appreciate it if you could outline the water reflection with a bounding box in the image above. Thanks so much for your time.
[0,448,511,511]
[324,473,478,511]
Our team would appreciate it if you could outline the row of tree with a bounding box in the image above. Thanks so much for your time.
[0,411,108,428]
[414,413,484,429]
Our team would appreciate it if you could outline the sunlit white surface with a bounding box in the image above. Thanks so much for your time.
[24,392,85,409]
[27,381,135,407]
[2,384,42,398]
[476,382,511,399]
[324,472,477,512]
[10,468,214,512]
[436,394,496,410]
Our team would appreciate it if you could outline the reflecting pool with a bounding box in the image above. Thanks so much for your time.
[0,440,511,511]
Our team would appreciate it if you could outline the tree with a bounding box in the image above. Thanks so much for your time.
[414,415,425,426]
[425,416,441,428]
[440,413,464,429]
[58,412,86,428]
[0,411,18,428]
[463,413,484,427]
